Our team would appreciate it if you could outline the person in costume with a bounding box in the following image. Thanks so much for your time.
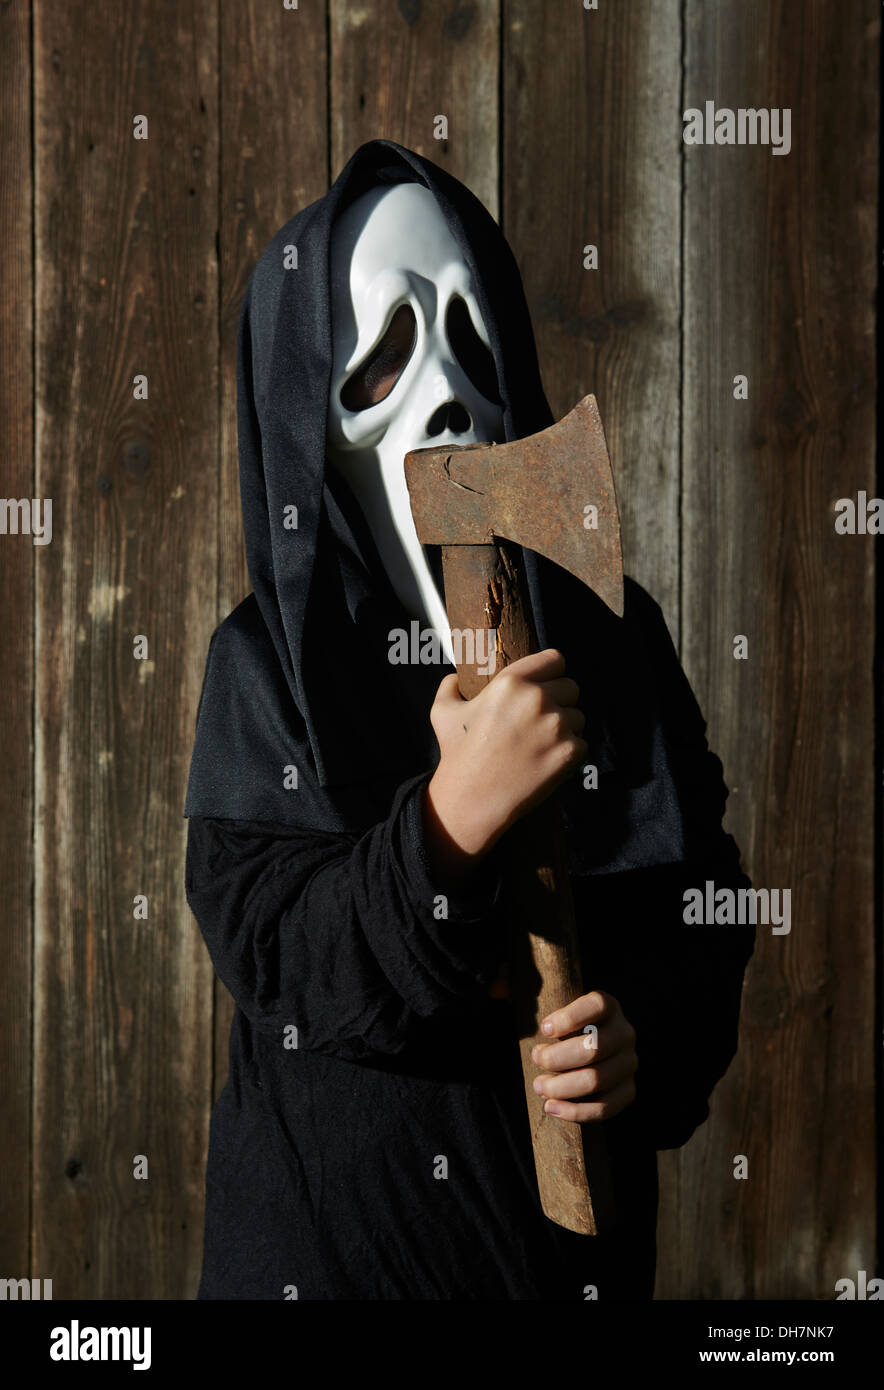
[184,139,755,1300]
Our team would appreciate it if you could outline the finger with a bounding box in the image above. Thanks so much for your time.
[532,1028,602,1072]
[536,676,581,707]
[558,706,586,736]
[542,1077,637,1124]
[540,989,615,1039]
[434,672,465,705]
[533,1011,635,1071]
[501,648,567,683]
[534,1050,637,1102]
[550,734,590,779]
[532,1025,601,1071]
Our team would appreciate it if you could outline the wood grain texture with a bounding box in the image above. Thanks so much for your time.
[504,0,683,636]
[213,1,329,1105]
[33,0,218,1297]
[437,539,614,1234]
[0,0,34,1279]
[331,0,499,218]
[660,0,879,1297]
[1,0,876,1302]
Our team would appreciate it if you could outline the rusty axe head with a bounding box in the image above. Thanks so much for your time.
[403,395,623,618]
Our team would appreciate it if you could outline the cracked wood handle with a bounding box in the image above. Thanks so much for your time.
[440,540,616,1236]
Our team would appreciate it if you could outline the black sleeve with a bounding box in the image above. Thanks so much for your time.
[573,587,756,1151]
[185,771,508,1060]
[577,854,755,1152]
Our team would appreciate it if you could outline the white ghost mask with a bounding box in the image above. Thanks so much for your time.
[326,182,505,666]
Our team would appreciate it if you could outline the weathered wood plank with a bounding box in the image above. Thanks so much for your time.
[18,0,877,1305]
[0,0,34,1280]
[670,0,878,1297]
[33,0,218,1297]
[331,0,499,219]
[505,0,685,1294]
[213,0,330,1104]
[504,0,683,636]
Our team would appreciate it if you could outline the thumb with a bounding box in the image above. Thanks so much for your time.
[433,672,464,705]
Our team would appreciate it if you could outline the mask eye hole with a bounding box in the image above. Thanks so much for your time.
[340,303,417,412]
[446,296,501,404]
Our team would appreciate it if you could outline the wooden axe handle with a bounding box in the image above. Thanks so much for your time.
[441,541,616,1236]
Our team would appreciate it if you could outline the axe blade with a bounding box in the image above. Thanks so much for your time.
[404,394,624,618]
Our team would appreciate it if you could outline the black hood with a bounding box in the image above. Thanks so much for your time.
[184,139,729,886]
[184,140,573,827]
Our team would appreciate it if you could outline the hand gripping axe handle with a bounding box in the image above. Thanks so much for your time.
[404,395,623,1235]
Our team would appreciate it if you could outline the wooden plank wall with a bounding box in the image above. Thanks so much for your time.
[0,0,34,1288]
[31,0,219,1298]
[0,0,877,1300]
[674,0,878,1298]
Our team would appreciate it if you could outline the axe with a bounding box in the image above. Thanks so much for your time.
[404,395,623,1236]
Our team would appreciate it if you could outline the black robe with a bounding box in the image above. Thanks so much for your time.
[184,139,755,1300]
